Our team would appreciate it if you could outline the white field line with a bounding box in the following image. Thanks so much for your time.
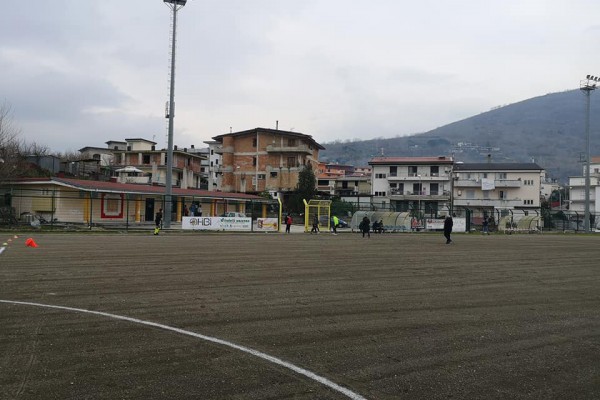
[0,299,367,400]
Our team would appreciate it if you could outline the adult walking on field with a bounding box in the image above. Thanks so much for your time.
[285,213,292,234]
[311,214,320,234]
[444,215,453,244]
[154,208,163,235]
[359,216,371,238]
[331,215,339,235]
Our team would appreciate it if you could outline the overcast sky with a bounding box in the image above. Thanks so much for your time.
[2,0,600,153]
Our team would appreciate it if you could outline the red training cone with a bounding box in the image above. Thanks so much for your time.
[25,238,38,248]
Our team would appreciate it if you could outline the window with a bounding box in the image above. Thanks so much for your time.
[499,190,506,199]
[430,166,439,176]
[524,199,534,205]
[211,149,214,155]
[430,183,439,195]
[253,157,257,166]
[408,166,418,176]
[143,154,150,164]
[252,138,257,147]
[374,191,386,196]
[287,157,295,167]
[375,173,387,179]
[270,171,278,178]
[497,172,507,179]
[389,166,397,177]
[287,138,297,147]
[257,174,266,180]
[342,181,348,189]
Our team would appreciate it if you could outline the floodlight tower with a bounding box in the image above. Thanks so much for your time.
[580,74,599,232]
[163,0,188,228]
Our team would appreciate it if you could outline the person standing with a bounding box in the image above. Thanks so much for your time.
[444,215,453,244]
[331,215,339,235]
[482,216,489,235]
[285,213,292,234]
[154,208,163,235]
[311,214,320,234]
[359,216,371,238]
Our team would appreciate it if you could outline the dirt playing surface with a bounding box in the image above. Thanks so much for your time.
[1,231,599,399]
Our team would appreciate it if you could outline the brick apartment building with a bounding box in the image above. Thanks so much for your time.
[212,128,324,194]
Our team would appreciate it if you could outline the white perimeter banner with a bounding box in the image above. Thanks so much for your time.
[425,218,466,232]
[182,216,252,231]
[255,218,279,232]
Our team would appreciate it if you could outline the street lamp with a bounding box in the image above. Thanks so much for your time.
[162,0,188,228]
[580,74,599,232]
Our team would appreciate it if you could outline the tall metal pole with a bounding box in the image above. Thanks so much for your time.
[584,88,591,232]
[580,75,598,233]
[163,0,187,228]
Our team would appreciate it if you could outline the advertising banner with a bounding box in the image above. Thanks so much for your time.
[182,217,252,231]
[255,218,279,232]
[425,217,466,232]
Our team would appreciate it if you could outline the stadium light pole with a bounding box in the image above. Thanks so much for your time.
[163,0,188,228]
[580,74,599,232]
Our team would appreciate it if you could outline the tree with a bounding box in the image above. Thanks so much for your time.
[0,102,22,183]
[287,163,317,213]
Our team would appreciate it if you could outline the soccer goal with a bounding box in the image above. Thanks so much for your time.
[303,199,331,232]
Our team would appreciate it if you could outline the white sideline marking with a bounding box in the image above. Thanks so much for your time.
[0,247,5,255]
[0,299,367,400]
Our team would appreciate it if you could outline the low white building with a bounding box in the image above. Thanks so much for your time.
[568,156,600,215]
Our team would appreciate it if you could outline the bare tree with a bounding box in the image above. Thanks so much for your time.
[0,102,23,183]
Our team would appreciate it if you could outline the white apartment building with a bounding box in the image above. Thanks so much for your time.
[568,156,600,215]
[368,156,454,214]
[453,163,544,217]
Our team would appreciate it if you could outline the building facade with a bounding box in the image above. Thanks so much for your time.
[452,163,544,218]
[369,156,454,215]
[212,128,324,194]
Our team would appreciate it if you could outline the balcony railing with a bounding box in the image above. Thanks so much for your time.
[266,144,312,154]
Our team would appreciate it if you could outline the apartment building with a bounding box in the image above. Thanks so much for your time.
[453,162,544,217]
[568,156,600,214]
[369,156,454,214]
[212,128,324,194]
[108,138,206,189]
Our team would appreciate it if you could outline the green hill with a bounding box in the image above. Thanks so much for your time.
[321,89,600,183]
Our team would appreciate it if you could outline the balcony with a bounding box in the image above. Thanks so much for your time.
[453,198,524,207]
[389,189,450,201]
[266,144,312,154]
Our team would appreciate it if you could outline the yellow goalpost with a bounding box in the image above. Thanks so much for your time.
[303,199,331,232]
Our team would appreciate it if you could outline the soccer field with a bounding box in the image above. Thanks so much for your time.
[1,232,599,399]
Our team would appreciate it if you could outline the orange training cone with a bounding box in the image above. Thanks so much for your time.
[25,238,38,248]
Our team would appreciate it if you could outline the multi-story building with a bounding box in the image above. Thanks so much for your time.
[203,140,223,191]
[369,156,454,214]
[568,156,600,215]
[452,162,544,217]
[211,128,324,194]
[107,138,206,189]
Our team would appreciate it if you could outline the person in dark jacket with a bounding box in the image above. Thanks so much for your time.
[311,214,320,234]
[154,208,163,235]
[444,215,453,244]
[359,216,371,238]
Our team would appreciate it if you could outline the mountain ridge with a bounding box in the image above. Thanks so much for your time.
[320,89,600,183]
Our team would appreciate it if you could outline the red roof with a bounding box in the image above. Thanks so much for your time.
[11,177,266,201]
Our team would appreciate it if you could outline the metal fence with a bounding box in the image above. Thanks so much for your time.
[0,188,281,231]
